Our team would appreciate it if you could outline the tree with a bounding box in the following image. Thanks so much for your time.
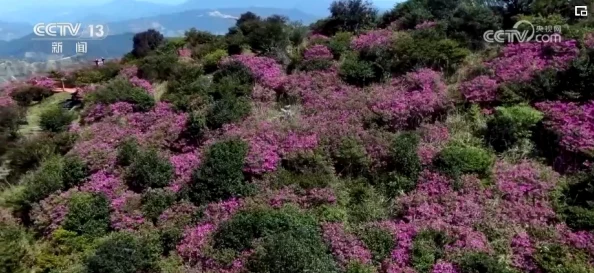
[131,29,165,58]
[328,0,378,34]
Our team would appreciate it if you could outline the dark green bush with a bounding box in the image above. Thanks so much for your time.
[116,138,139,167]
[390,132,422,180]
[167,63,205,86]
[84,78,154,111]
[61,156,89,188]
[20,155,64,206]
[391,33,470,75]
[202,49,228,73]
[10,85,54,106]
[332,137,370,177]
[557,168,594,230]
[0,104,25,139]
[206,96,251,129]
[0,223,32,273]
[39,105,76,133]
[212,61,254,86]
[358,226,395,263]
[345,262,377,273]
[84,232,160,273]
[328,32,353,59]
[534,243,593,273]
[125,149,174,192]
[411,229,452,273]
[209,75,253,99]
[276,169,332,190]
[433,143,493,178]
[132,29,165,58]
[339,56,380,86]
[189,139,251,205]
[63,192,110,237]
[485,105,544,152]
[246,228,338,273]
[457,252,517,273]
[6,132,75,183]
[186,112,207,140]
[137,53,179,81]
[213,206,318,253]
[141,189,176,223]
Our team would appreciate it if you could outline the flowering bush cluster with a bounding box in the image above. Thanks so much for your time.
[368,69,449,130]
[414,21,438,30]
[536,100,594,154]
[350,29,394,51]
[223,55,286,89]
[461,41,579,103]
[303,44,333,60]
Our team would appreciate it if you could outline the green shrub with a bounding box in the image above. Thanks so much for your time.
[62,156,89,188]
[411,229,452,273]
[141,189,176,223]
[189,139,251,205]
[212,61,254,86]
[10,85,54,106]
[328,32,353,59]
[63,192,110,237]
[346,262,377,273]
[84,78,154,111]
[390,132,422,180]
[332,137,370,177]
[209,75,253,99]
[433,143,493,178]
[21,155,64,206]
[339,57,379,86]
[346,182,389,223]
[534,243,593,273]
[125,149,174,192]
[116,138,139,167]
[138,54,178,81]
[391,34,470,75]
[206,96,251,129]
[457,252,517,273]
[0,224,32,273]
[276,169,332,190]
[358,226,395,263]
[246,228,338,273]
[84,232,160,273]
[485,105,544,152]
[39,105,76,133]
[167,63,205,86]
[185,112,207,140]
[213,206,318,253]
[203,49,228,73]
[6,132,74,182]
[132,29,165,59]
[0,104,25,141]
[557,168,594,230]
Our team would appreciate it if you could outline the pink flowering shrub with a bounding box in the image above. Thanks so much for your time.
[128,76,154,94]
[119,65,138,78]
[223,55,285,89]
[368,69,449,130]
[303,44,333,60]
[322,223,373,267]
[26,76,56,89]
[536,101,594,155]
[461,41,579,103]
[418,123,450,165]
[351,29,393,51]
[168,151,201,192]
[309,34,330,44]
[584,32,594,48]
[30,188,79,235]
[415,21,438,30]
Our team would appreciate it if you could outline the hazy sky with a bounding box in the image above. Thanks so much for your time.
[0,0,401,9]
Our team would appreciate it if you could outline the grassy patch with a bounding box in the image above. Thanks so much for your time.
[154,81,168,102]
[20,92,72,136]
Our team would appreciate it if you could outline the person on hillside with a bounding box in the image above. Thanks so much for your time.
[94,59,99,67]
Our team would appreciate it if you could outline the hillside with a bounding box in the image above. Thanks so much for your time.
[1,1,594,273]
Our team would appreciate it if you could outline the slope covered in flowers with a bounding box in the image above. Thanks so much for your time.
[1,2,594,273]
